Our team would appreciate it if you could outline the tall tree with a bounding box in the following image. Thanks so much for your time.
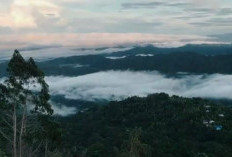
[0,50,54,157]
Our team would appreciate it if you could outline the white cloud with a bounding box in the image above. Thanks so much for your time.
[0,46,133,61]
[45,71,232,101]
[0,33,227,62]
[0,33,224,56]
[0,0,231,50]
[0,0,61,29]
[51,102,77,116]
[1,70,232,114]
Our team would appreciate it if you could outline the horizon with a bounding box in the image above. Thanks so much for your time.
[0,43,232,62]
[0,0,232,54]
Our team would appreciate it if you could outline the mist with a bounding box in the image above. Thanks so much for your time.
[2,70,232,116]
[45,70,232,101]
[0,47,133,62]
[51,102,77,116]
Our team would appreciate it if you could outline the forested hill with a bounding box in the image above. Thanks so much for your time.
[1,45,232,77]
[37,52,232,76]
[106,44,232,57]
[60,93,232,157]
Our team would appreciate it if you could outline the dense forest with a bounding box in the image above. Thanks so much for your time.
[59,93,232,157]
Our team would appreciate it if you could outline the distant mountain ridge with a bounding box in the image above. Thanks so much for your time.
[34,51,232,76]
[1,44,232,77]
[105,44,232,57]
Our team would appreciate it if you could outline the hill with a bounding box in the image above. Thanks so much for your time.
[60,93,232,157]
[36,52,232,76]
[1,45,232,77]
[106,44,232,57]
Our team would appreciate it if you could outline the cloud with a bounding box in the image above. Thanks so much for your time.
[0,46,133,61]
[0,33,217,49]
[122,1,192,9]
[0,0,232,46]
[217,8,232,15]
[210,33,232,42]
[121,0,222,10]
[189,17,232,29]
[51,102,77,116]
[121,0,232,35]
[0,0,61,29]
[122,2,165,9]
[0,33,225,61]
[45,71,232,101]
[2,70,232,114]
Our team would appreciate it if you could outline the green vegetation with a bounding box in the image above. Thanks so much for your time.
[0,50,61,157]
[60,93,232,157]
[0,149,6,157]
[37,52,232,76]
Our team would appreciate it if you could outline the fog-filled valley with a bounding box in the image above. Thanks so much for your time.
[2,45,232,116]
[1,45,232,157]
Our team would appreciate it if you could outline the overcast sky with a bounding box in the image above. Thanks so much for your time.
[0,0,232,52]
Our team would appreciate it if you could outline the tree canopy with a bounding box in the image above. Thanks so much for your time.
[60,93,232,157]
[0,50,60,157]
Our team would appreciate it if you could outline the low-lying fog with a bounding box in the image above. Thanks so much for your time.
[2,70,232,116]
[0,47,132,62]
[46,70,232,101]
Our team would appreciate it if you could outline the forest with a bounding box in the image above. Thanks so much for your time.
[59,93,232,157]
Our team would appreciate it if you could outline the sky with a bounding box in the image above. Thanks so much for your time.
[0,0,232,53]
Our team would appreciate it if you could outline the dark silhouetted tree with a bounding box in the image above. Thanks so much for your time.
[0,50,58,157]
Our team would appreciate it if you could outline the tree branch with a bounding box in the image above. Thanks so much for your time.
[0,128,13,143]
[31,140,43,156]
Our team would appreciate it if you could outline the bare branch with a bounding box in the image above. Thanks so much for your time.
[0,112,13,119]
[31,140,44,156]
[0,128,13,143]
[1,117,13,129]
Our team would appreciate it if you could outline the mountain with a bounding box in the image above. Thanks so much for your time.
[1,44,232,77]
[106,44,232,57]
[60,93,232,157]
[34,52,232,76]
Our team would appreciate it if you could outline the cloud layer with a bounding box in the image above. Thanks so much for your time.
[0,33,224,61]
[2,70,232,115]
[0,46,133,61]
[0,0,232,52]
[45,71,232,101]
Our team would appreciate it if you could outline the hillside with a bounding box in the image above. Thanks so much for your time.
[1,45,232,77]
[60,93,232,157]
[35,52,232,76]
[106,44,232,57]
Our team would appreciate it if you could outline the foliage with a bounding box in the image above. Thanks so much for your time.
[0,50,60,157]
[60,93,232,157]
[0,149,6,157]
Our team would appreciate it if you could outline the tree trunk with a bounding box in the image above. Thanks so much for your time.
[13,105,17,157]
[45,139,48,157]
[19,104,26,157]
